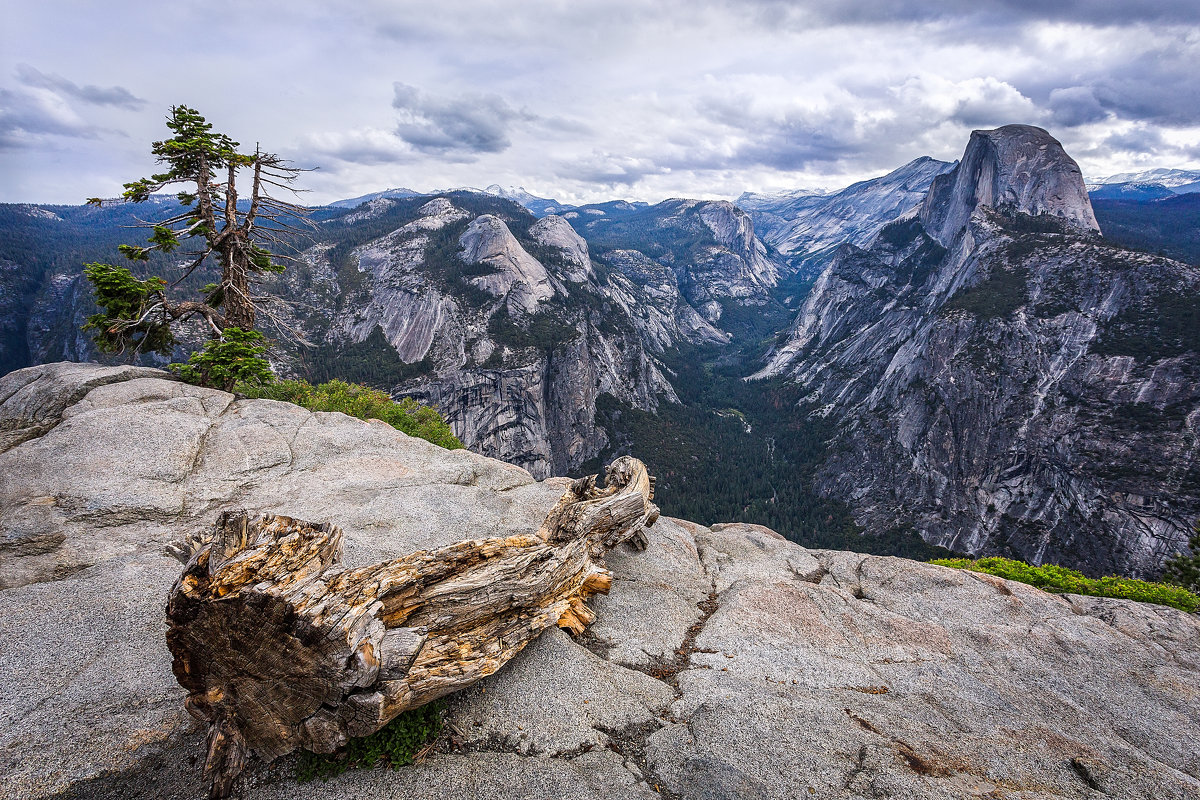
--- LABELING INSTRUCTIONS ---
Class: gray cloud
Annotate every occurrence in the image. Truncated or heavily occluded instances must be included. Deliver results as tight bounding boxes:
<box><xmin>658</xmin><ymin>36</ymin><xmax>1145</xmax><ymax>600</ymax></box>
<box><xmin>1089</xmin><ymin>71</ymin><xmax>1200</xmax><ymax>128</ymax></box>
<box><xmin>684</xmin><ymin>76</ymin><xmax>1041</xmax><ymax>177</ymax></box>
<box><xmin>303</xmin><ymin>129</ymin><xmax>414</xmax><ymax>166</ymax></box>
<box><xmin>1016</xmin><ymin>28</ymin><xmax>1200</xmax><ymax>130</ymax></box>
<box><xmin>1102</xmin><ymin>126</ymin><xmax>1168</xmax><ymax>155</ymax></box>
<box><xmin>16</xmin><ymin>64</ymin><xmax>146</xmax><ymax>110</ymax></box>
<box><xmin>1047</xmin><ymin>87</ymin><xmax>1109</xmax><ymax>127</ymax></box>
<box><xmin>392</xmin><ymin>83</ymin><xmax>526</xmax><ymax>156</ymax></box>
<box><xmin>555</xmin><ymin>152</ymin><xmax>669</xmax><ymax>186</ymax></box>
<box><xmin>0</xmin><ymin>87</ymin><xmax>100</xmax><ymax>149</ymax></box>
<box><xmin>739</xmin><ymin>0</ymin><xmax>1200</xmax><ymax>28</ymax></box>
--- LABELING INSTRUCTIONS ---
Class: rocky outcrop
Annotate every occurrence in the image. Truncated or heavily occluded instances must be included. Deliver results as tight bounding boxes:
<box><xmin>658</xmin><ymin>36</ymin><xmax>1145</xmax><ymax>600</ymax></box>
<box><xmin>2</xmin><ymin>363</ymin><xmax>1199</xmax><ymax>800</ymax></box>
<box><xmin>664</xmin><ymin>200</ymin><xmax>780</xmax><ymax>314</ymax></box>
<box><xmin>459</xmin><ymin>214</ymin><xmax>556</xmax><ymax>312</ymax></box>
<box><xmin>740</xmin><ymin>157</ymin><xmax>955</xmax><ymax>278</ymax></box>
<box><xmin>601</xmin><ymin>248</ymin><xmax>729</xmax><ymax>352</ymax></box>
<box><xmin>309</xmin><ymin>193</ymin><xmax>790</xmax><ymax>477</ymax></box>
<box><xmin>529</xmin><ymin>214</ymin><xmax>593</xmax><ymax>283</ymax></box>
<box><xmin>695</xmin><ymin>200</ymin><xmax>781</xmax><ymax>298</ymax></box>
<box><xmin>758</xmin><ymin>126</ymin><xmax>1200</xmax><ymax>577</ymax></box>
<box><xmin>331</xmin><ymin>200</ymin><xmax>463</xmax><ymax>363</ymax></box>
<box><xmin>284</xmin><ymin>194</ymin><xmax>680</xmax><ymax>478</ymax></box>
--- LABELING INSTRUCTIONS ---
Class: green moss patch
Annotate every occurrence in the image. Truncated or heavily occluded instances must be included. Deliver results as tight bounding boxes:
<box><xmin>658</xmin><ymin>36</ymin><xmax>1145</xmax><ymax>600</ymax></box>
<box><xmin>296</xmin><ymin>701</ymin><xmax>444</xmax><ymax>782</ymax></box>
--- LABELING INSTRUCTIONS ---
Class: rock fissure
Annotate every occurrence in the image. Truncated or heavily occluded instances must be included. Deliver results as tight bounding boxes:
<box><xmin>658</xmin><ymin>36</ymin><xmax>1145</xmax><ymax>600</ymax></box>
<box><xmin>1069</xmin><ymin>756</ymin><xmax>1106</xmax><ymax>793</ymax></box>
<box><xmin>628</xmin><ymin>585</ymin><xmax>720</xmax><ymax>703</ymax></box>
<box><xmin>595</xmin><ymin>720</ymin><xmax>681</xmax><ymax>800</ymax></box>
<box><xmin>842</xmin><ymin>744</ymin><xmax>870</xmax><ymax>791</ymax></box>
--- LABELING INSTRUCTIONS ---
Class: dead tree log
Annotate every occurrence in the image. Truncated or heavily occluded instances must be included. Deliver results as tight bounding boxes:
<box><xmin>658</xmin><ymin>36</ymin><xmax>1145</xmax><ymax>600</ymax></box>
<box><xmin>166</xmin><ymin>456</ymin><xmax>658</xmax><ymax>798</ymax></box>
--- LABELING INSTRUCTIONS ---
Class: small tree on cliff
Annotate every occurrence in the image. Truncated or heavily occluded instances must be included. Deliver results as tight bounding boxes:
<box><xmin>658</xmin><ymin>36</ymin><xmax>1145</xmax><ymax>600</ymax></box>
<box><xmin>83</xmin><ymin>105</ymin><xmax>312</xmax><ymax>388</ymax></box>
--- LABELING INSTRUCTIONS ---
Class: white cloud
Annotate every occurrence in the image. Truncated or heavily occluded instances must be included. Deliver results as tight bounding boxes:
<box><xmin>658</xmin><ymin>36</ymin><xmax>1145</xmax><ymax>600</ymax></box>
<box><xmin>1</xmin><ymin>1</ymin><xmax>1198</xmax><ymax>204</ymax></box>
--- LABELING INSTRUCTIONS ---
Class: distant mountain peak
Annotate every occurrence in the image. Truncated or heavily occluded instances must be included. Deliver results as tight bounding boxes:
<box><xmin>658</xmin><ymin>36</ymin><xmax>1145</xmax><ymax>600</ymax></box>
<box><xmin>328</xmin><ymin>187</ymin><xmax>419</xmax><ymax>209</ymax></box>
<box><xmin>1091</xmin><ymin>167</ymin><xmax>1200</xmax><ymax>189</ymax></box>
<box><xmin>738</xmin><ymin>156</ymin><xmax>954</xmax><ymax>279</ymax></box>
<box><xmin>482</xmin><ymin>185</ymin><xmax>569</xmax><ymax>217</ymax></box>
<box><xmin>920</xmin><ymin>124</ymin><xmax>1098</xmax><ymax>246</ymax></box>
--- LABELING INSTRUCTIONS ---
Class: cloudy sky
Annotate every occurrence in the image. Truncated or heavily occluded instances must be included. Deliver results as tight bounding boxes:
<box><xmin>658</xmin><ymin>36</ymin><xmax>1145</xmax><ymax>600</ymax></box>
<box><xmin>2</xmin><ymin>0</ymin><xmax>1199</xmax><ymax>205</ymax></box>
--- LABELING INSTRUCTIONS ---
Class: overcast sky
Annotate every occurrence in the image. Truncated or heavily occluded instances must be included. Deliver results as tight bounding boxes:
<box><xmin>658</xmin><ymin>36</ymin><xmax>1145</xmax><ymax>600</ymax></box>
<box><xmin>2</xmin><ymin>0</ymin><xmax>1199</xmax><ymax>205</ymax></box>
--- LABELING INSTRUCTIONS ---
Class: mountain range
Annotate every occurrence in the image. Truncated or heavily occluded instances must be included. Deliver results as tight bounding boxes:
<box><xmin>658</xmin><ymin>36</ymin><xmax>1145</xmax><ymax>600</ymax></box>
<box><xmin>0</xmin><ymin>125</ymin><xmax>1197</xmax><ymax>578</ymax></box>
<box><xmin>757</xmin><ymin>125</ymin><xmax>1198</xmax><ymax>578</ymax></box>
<box><xmin>1089</xmin><ymin>167</ymin><xmax>1200</xmax><ymax>193</ymax></box>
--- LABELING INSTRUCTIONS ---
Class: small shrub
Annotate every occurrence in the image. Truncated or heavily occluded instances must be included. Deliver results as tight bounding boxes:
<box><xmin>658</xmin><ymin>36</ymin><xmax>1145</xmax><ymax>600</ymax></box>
<box><xmin>929</xmin><ymin>555</ymin><xmax>1200</xmax><ymax>613</ymax></box>
<box><xmin>171</xmin><ymin>328</ymin><xmax>274</xmax><ymax>391</ymax></box>
<box><xmin>296</xmin><ymin>701</ymin><xmax>444</xmax><ymax>782</ymax></box>
<box><xmin>243</xmin><ymin>378</ymin><xmax>463</xmax><ymax>450</ymax></box>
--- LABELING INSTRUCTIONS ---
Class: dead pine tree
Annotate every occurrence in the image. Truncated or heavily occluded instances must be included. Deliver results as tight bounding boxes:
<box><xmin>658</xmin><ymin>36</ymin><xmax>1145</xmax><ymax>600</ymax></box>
<box><xmin>83</xmin><ymin>105</ymin><xmax>314</xmax><ymax>387</ymax></box>
<box><xmin>166</xmin><ymin>456</ymin><xmax>660</xmax><ymax>798</ymax></box>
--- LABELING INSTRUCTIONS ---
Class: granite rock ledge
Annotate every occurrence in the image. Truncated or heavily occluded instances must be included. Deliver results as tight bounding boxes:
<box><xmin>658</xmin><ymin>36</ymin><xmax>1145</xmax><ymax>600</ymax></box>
<box><xmin>0</xmin><ymin>363</ymin><xmax>1197</xmax><ymax>800</ymax></box>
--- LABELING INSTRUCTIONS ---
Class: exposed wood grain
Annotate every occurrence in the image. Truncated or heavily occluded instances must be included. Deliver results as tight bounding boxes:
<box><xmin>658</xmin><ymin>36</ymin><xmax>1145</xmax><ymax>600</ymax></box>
<box><xmin>165</xmin><ymin>456</ymin><xmax>658</xmax><ymax>798</ymax></box>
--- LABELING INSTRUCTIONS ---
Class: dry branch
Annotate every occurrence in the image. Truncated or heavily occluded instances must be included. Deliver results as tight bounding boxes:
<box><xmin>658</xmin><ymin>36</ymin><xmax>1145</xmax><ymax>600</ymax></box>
<box><xmin>166</xmin><ymin>456</ymin><xmax>659</xmax><ymax>798</ymax></box>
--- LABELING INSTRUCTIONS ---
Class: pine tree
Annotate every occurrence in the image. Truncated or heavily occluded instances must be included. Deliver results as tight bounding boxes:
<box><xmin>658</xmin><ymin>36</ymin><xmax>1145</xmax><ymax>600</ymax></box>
<box><xmin>82</xmin><ymin>105</ymin><xmax>312</xmax><ymax>377</ymax></box>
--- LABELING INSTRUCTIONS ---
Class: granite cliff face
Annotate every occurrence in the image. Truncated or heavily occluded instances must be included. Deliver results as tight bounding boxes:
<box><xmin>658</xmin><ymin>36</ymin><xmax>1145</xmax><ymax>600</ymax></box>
<box><xmin>564</xmin><ymin>198</ymin><xmax>785</xmax><ymax>323</ymax></box>
<box><xmin>3</xmin><ymin>363</ymin><xmax>1198</xmax><ymax>800</ymax></box>
<box><xmin>739</xmin><ymin>157</ymin><xmax>955</xmax><ymax>279</ymax></box>
<box><xmin>298</xmin><ymin>194</ymin><xmax>689</xmax><ymax>479</ymax></box>
<box><xmin>759</xmin><ymin>125</ymin><xmax>1200</xmax><ymax>577</ymax></box>
<box><xmin>298</xmin><ymin>193</ymin><xmax>787</xmax><ymax>476</ymax></box>
<box><xmin>920</xmin><ymin>125</ymin><xmax>1099</xmax><ymax>248</ymax></box>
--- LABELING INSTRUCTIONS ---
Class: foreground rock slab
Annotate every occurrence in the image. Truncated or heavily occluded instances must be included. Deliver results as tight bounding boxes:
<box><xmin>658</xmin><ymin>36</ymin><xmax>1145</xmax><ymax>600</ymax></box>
<box><xmin>2</xmin><ymin>363</ymin><xmax>1199</xmax><ymax>800</ymax></box>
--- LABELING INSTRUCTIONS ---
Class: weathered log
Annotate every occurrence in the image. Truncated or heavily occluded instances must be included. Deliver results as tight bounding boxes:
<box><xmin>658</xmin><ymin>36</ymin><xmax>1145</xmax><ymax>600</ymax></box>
<box><xmin>166</xmin><ymin>456</ymin><xmax>658</xmax><ymax>798</ymax></box>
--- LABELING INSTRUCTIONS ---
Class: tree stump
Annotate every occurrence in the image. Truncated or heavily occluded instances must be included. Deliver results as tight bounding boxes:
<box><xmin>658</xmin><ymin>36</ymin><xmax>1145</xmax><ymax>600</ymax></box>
<box><xmin>166</xmin><ymin>456</ymin><xmax>659</xmax><ymax>798</ymax></box>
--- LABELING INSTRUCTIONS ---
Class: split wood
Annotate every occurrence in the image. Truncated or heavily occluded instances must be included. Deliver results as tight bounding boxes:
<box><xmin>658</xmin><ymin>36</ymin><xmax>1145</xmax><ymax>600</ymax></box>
<box><xmin>166</xmin><ymin>456</ymin><xmax>659</xmax><ymax>798</ymax></box>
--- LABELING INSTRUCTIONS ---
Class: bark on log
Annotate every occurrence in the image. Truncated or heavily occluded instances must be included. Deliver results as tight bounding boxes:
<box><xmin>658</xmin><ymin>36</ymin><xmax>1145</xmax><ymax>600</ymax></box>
<box><xmin>165</xmin><ymin>456</ymin><xmax>658</xmax><ymax>798</ymax></box>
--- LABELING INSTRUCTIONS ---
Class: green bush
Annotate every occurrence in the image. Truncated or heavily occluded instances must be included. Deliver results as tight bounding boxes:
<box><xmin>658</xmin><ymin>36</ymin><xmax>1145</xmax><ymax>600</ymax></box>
<box><xmin>83</xmin><ymin>262</ymin><xmax>175</xmax><ymax>355</ymax></box>
<box><xmin>243</xmin><ymin>378</ymin><xmax>463</xmax><ymax>450</ymax></box>
<box><xmin>930</xmin><ymin>555</ymin><xmax>1200</xmax><ymax>612</ymax></box>
<box><xmin>296</xmin><ymin>701</ymin><xmax>444</xmax><ymax>782</ymax></box>
<box><xmin>171</xmin><ymin>328</ymin><xmax>274</xmax><ymax>391</ymax></box>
